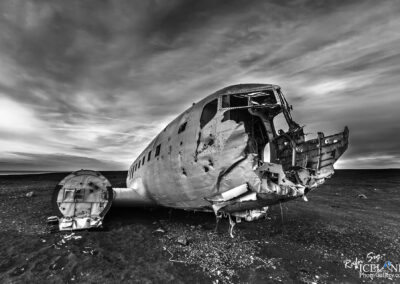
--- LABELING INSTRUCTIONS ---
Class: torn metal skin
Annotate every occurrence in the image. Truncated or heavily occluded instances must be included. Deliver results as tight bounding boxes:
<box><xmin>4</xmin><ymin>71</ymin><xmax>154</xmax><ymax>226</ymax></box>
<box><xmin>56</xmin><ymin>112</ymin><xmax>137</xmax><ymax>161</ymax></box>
<box><xmin>51</xmin><ymin>84</ymin><xmax>349</xmax><ymax>234</ymax></box>
<box><xmin>204</xmin><ymin>86</ymin><xmax>349</xmax><ymax>228</ymax></box>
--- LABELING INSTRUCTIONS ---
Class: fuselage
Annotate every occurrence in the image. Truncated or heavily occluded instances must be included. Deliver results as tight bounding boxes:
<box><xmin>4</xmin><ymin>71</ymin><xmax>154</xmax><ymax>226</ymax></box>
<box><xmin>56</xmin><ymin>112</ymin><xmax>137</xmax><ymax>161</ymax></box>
<box><xmin>126</xmin><ymin>84</ymin><xmax>273</xmax><ymax>209</ymax></box>
<box><xmin>125</xmin><ymin>84</ymin><xmax>348</xmax><ymax>212</ymax></box>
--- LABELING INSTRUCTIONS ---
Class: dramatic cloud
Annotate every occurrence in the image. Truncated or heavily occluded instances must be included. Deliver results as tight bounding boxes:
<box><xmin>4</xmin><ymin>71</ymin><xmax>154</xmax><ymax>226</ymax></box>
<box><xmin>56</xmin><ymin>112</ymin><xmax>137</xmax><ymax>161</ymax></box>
<box><xmin>0</xmin><ymin>0</ymin><xmax>399</xmax><ymax>171</ymax></box>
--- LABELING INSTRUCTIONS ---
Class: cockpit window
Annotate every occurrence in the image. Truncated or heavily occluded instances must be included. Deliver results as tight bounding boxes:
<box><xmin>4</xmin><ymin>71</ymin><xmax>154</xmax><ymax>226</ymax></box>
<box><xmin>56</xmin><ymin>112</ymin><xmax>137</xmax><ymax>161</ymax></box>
<box><xmin>200</xmin><ymin>99</ymin><xmax>218</xmax><ymax>128</ymax></box>
<box><xmin>221</xmin><ymin>95</ymin><xmax>248</xmax><ymax>108</ymax></box>
<box><xmin>273</xmin><ymin>112</ymin><xmax>290</xmax><ymax>135</ymax></box>
<box><xmin>248</xmin><ymin>90</ymin><xmax>277</xmax><ymax>105</ymax></box>
<box><xmin>222</xmin><ymin>90</ymin><xmax>277</xmax><ymax>108</ymax></box>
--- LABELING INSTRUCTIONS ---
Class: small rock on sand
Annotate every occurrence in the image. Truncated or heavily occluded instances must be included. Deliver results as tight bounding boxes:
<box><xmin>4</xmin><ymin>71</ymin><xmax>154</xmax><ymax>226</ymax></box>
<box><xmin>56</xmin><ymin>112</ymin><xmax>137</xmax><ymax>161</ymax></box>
<box><xmin>154</xmin><ymin>228</ymin><xmax>165</xmax><ymax>233</ymax></box>
<box><xmin>177</xmin><ymin>236</ymin><xmax>188</xmax><ymax>246</ymax></box>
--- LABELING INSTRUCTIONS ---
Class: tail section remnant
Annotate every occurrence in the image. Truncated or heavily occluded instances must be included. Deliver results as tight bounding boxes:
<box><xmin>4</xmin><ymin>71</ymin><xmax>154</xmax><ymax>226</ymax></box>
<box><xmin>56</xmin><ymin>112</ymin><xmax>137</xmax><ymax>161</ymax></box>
<box><xmin>51</xmin><ymin>170</ymin><xmax>113</xmax><ymax>231</ymax></box>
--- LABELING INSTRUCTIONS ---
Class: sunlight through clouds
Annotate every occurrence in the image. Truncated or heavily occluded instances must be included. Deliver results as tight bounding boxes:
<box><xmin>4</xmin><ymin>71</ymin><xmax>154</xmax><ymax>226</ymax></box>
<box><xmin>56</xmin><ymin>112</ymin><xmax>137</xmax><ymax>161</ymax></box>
<box><xmin>0</xmin><ymin>96</ymin><xmax>43</xmax><ymax>133</ymax></box>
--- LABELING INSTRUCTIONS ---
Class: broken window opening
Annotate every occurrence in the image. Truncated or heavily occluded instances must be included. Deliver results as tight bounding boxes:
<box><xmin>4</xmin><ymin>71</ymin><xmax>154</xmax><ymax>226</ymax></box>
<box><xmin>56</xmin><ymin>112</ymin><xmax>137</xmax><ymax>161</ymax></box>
<box><xmin>178</xmin><ymin>122</ymin><xmax>187</xmax><ymax>133</ymax></box>
<box><xmin>138</xmin><ymin>161</ymin><xmax>140</xmax><ymax>169</ymax></box>
<box><xmin>248</xmin><ymin>90</ymin><xmax>277</xmax><ymax>105</ymax></box>
<box><xmin>272</xmin><ymin>112</ymin><xmax>290</xmax><ymax>136</ymax></box>
<box><xmin>276</xmin><ymin>88</ymin><xmax>300</xmax><ymax>130</ymax></box>
<box><xmin>155</xmin><ymin>144</ymin><xmax>161</xmax><ymax>157</ymax></box>
<box><xmin>200</xmin><ymin>99</ymin><xmax>218</xmax><ymax>128</ymax></box>
<box><xmin>148</xmin><ymin>151</ymin><xmax>152</xmax><ymax>161</ymax></box>
<box><xmin>264</xmin><ymin>143</ymin><xmax>271</xmax><ymax>163</ymax></box>
<box><xmin>142</xmin><ymin>156</ymin><xmax>145</xmax><ymax>165</ymax></box>
<box><xmin>221</xmin><ymin>95</ymin><xmax>248</xmax><ymax>108</ymax></box>
<box><xmin>222</xmin><ymin>108</ymin><xmax>269</xmax><ymax>162</ymax></box>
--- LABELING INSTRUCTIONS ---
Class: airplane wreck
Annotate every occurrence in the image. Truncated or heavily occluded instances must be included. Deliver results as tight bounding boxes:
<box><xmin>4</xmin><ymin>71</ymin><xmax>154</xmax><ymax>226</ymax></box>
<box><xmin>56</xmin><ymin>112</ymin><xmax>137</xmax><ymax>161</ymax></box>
<box><xmin>51</xmin><ymin>84</ymin><xmax>349</xmax><ymax>236</ymax></box>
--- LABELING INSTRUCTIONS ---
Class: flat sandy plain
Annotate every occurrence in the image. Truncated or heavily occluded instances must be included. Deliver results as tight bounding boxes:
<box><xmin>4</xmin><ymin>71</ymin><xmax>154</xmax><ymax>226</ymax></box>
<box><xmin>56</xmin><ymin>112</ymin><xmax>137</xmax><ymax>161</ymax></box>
<box><xmin>0</xmin><ymin>170</ymin><xmax>399</xmax><ymax>283</ymax></box>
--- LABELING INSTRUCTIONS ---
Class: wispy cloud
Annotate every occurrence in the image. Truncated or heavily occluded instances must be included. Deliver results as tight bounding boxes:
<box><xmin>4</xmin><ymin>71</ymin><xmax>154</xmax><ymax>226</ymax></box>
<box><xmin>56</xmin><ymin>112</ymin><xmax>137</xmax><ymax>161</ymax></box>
<box><xmin>0</xmin><ymin>0</ymin><xmax>399</xmax><ymax>170</ymax></box>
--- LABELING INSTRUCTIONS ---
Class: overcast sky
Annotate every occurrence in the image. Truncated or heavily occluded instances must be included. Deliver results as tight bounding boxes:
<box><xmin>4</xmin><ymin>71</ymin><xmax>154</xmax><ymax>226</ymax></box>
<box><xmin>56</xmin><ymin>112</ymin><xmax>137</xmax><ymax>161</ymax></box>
<box><xmin>0</xmin><ymin>0</ymin><xmax>399</xmax><ymax>171</ymax></box>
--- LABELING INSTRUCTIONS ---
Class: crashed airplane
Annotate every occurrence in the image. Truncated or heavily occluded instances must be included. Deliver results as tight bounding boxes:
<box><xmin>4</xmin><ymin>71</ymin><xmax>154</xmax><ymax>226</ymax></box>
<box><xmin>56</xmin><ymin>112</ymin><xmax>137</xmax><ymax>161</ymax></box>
<box><xmin>51</xmin><ymin>84</ymin><xmax>349</xmax><ymax>236</ymax></box>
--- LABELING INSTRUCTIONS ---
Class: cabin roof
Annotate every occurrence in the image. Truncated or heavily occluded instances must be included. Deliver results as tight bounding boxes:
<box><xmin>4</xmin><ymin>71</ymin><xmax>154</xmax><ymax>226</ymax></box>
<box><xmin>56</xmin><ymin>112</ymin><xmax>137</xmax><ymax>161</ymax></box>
<box><xmin>211</xmin><ymin>84</ymin><xmax>278</xmax><ymax>97</ymax></box>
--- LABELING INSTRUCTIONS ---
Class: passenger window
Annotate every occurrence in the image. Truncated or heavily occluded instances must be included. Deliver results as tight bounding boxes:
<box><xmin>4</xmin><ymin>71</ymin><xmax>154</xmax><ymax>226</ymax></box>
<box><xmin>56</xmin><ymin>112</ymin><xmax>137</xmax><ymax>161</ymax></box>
<box><xmin>178</xmin><ymin>122</ymin><xmax>187</xmax><ymax>133</ymax></box>
<box><xmin>200</xmin><ymin>99</ymin><xmax>218</xmax><ymax>128</ymax></box>
<box><xmin>155</xmin><ymin>144</ymin><xmax>161</xmax><ymax>157</ymax></box>
<box><xmin>138</xmin><ymin>161</ymin><xmax>140</xmax><ymax>168</ymax></box>
<box><xmin>148</xmin><ymin>151</ymin><xmax>152</xmax><ymax>161</ymax></box>
<box><xmin>142</xmin><ymin>156</ymin><xmax>145</xmax><ymax>165</ymax></box>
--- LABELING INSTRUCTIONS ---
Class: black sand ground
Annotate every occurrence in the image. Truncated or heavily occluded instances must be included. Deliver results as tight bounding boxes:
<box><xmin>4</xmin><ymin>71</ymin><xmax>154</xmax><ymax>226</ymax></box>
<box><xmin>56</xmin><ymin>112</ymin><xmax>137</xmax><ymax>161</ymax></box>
<box><xmin>0</xmin><ymin>170</ymin><xmax>399</xmax><ymax>283</ymax></box>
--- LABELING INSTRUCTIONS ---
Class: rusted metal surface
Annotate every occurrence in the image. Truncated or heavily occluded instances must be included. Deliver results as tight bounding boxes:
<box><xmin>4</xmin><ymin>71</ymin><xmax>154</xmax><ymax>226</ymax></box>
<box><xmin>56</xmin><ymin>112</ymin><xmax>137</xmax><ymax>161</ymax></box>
<box><xmin>52</xmin><ymin>84</ymin><xmax>349</xmax><ymax>233</ymax></box>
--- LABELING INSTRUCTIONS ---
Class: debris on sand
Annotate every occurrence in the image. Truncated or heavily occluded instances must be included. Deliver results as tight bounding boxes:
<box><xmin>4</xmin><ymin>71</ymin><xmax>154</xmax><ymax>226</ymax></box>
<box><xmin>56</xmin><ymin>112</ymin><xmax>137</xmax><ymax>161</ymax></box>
<box><xmin>176</xmin><ymin>235</ymin><xmax>188</xmax><ymax>246</ymax></box>
<box><xmin>357</xmin><ymin>194</ymin><xmax>367</xmax><ymax>199</ymax></box>
<box><xmin>63</xmin><ymin>233</ymin><xmax>82</xmax><ymax>241</ymax></box>
<box><xmin>47</xmin><ymin>216</ymin><xmax>59</xmax><ymax>225</ymax></box>
<box><xmin>53</xmin><ymin>233</ymin><xmax>82</xmax><ymax>249</ymax></box>
<box><xmin>159</xmin><ymin>221</ymin><xmax>278</xmax><ymax>283</ymax></box>
<box><xmin>25</xmin><ymin>191</ymin><xmax>34</xmax><ymax>197</ymax></box>
<box><xmin>153</xmin><ymin>228</ymin><xmax>166</xmax><ymax>234</ymax></box>
<box><xmin>82</xmin><ymin>246</ymin><xmax>97</xmax><ymax>255</ymax></box>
